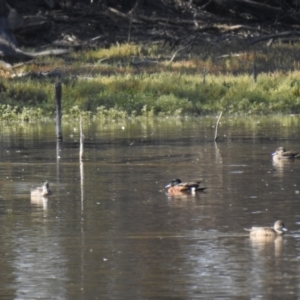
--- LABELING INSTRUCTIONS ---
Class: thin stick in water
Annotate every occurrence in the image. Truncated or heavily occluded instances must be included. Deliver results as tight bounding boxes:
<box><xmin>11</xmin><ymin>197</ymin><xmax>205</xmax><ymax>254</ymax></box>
<box><xmin>55</xmin><ymin>81</ymin><xmax>63</xmax><ymax>141</ymax></box>
<box><xmin>79</xmin><ymin>114</ymin><xmax>84</xmax><ymax>160</ymax></box>
<box><xmin>214</xmin><ymin>111</ymin><xmax>223</xmax><ymax>141</ymax></box>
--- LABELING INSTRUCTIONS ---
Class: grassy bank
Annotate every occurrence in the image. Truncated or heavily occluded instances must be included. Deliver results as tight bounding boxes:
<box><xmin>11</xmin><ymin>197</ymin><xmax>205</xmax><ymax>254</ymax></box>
<box><xmin>1</xmin><ymin>42</ymin><xmax>300</xmax><ymax>121</ymax></box>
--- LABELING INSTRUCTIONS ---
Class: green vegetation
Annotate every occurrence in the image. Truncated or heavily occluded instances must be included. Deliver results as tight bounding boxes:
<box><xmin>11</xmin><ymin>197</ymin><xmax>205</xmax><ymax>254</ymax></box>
<box><xmin>2</xmin><ymin>42</ymin><xmax>300</xmax><ymax>122</ymax></box>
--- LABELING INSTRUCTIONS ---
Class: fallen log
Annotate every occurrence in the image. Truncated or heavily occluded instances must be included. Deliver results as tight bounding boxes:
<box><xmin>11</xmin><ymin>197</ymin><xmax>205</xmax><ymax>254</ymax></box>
<box><xmin>249</xmin><ymin>31</ymin><xmax>300</xmax><ymax>45</ymax></box>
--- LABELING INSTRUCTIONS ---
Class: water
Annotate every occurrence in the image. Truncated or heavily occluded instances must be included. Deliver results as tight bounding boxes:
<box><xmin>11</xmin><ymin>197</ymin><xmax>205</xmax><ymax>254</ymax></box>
<box><xmin>0</xmin><ymin>116</ymin><xmax>300</xmax><ymax>299</ymax></box>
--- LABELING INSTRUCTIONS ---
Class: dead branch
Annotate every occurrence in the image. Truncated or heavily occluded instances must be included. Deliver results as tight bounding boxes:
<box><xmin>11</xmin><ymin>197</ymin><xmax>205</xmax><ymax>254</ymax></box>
<box><xmin>249</xmin><ymin>31</ymin><xmax>300</xmax><ymax>45</ymax></box>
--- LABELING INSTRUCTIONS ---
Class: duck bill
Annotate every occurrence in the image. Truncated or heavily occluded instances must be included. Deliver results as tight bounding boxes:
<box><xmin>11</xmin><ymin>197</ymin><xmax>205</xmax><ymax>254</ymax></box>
<box><xmin>282</xmin><ymin>227</ymin><xmax>288</xmax><ymax>232</ymax></box>
<box><xmin>272</xmin><ymin>152</ymin><xmax>276</xmax><ymax>156</ymax></box>
<box><xmin>165</xmin><ymin>183</ymin><xmax>171</xmax><ymax>188</ymax></box>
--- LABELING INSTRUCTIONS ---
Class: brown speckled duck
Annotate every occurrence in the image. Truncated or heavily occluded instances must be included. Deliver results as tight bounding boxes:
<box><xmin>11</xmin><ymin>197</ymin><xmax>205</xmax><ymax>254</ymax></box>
<box><xmin>30</xmin><ymin>181</ymin><xmax>53</xmax><ymax>197</ymax></box>
<box><xmin>272</xmin><ymin>147</ymin><xmax>300</xmax><ymax>160</ymax></box>
<box><xmin>244</xmin><ymin>220</ymin><xmax>287</xmax><ymax>237</ymax></box>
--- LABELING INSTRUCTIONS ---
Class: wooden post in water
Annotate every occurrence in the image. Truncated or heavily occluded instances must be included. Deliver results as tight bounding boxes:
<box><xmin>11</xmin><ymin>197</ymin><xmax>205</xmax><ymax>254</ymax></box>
<box><xmin>55</xmin><ymin>82</ymin><xmax>63</xmax><ymax>141</ymax></box>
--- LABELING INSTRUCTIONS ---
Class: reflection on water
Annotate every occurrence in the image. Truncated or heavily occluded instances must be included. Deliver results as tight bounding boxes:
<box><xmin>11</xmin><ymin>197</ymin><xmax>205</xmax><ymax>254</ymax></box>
<box><xmin>30</xmin><ymin>195</ymin><xmax>48</xmax><ymax>210</ymax></box>
<box><xmin>249</xmin><ymin>235</ymin><xmax>283</xmax><ymax>257</ymax></box>
<box><xmin>12</xmin><ymin>226</ymin><xmax>67</xmax><ymax>300</ymax></box>
<box><xmin>0</xmin><ymin>116</ymin><xmax>300</xmax><ymax>299</ymax></box>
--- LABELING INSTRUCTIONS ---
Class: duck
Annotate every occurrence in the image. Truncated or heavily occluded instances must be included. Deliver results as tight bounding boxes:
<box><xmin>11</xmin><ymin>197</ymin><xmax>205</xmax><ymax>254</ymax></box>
<box><xmin>272</xmin><ymin>147</ymin><xmax>300</xmax><ymax>160</ymax></box>
<box><xmin>244</xmin><ymin>220</ymin><xmax>287</xmax><ymax>237</ymax></box>
<box><xmin>165</xmin><ymin>178</ymin><xmax>206</xmax><ymax>196</ymax></box>
<box><xmin>30</xmin><ymin>181</ymin><xmax>53</xmax><ymax>197</ymax></box>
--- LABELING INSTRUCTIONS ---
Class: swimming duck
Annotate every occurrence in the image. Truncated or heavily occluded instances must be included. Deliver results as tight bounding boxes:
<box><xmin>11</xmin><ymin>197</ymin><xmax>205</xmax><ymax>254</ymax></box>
<box><xmin>165</xmin><ymin>178</ymin><xmax>206</xmax><ymax>195</ymax></box>
<box><xmin>272</xmin><ymin>147</ymin><xmax>300</xmax><ymax>160</ymax></box>
<box><xmin>30</xmin><ymin>181</ymin><xmax>53</xmax><ymax>197</ymax></box>
<box><xmin>244</xmin><ymin>220</ymin><xmax>287</xmax><ymax>237</ymax></box>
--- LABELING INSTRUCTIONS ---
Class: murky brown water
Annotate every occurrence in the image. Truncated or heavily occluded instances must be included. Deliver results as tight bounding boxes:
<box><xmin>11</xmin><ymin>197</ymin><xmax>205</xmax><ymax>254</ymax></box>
<box><xmin>0</xmin><ymin>116</ymin><xmax>300</xmax><ymax>299</ymax></box>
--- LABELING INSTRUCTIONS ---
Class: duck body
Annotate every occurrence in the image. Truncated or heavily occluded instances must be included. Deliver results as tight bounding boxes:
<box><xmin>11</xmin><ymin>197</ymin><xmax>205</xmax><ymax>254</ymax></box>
<box><xmin>165</xmin><ymin>178</ymin><xmax>206</xmax><ymax>196</ymax></box>
<box><xmin>31</xmin><ymin>181</ymin><xmax>52</xmax><ymax>197</ymax></box>
<box><xmin>273</xmin><ymin>147</ymin><xmax>300</xmax><ymax>160</ymax></box>
<box><xmin>244</xmin><ymin>220</ymin><xmax>287</xmax><ymax>237</ymax></box>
